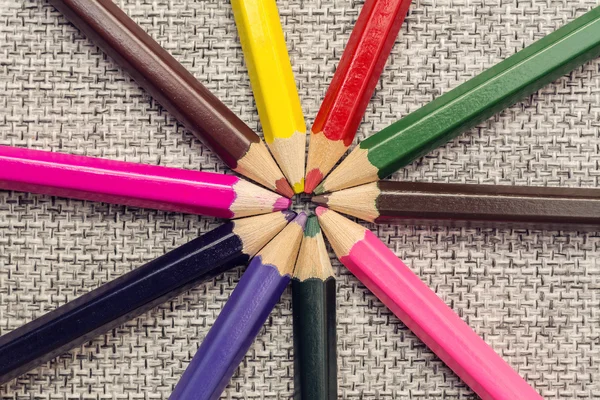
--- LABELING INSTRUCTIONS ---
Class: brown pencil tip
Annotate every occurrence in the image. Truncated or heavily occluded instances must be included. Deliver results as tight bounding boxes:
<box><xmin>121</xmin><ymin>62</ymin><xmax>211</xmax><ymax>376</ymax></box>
<box><xmin>311</xmin><ymin>195</ymin><xmax>329</xmax><ymax>206</ymax></box>
<box><xmin>276</xmin><ymin>178</ymin><xmax>295</xmax><ymax>198</ymax></box>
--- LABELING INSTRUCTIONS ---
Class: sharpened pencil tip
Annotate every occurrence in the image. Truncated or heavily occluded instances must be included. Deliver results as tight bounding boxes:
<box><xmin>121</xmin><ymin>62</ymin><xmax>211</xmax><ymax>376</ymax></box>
<box><xmin>303</xmin><ymin>168</ymin><xmax>323</xmax><ymax>194</ymax></box>
<box><xmin>315</xmin><ymin>206</ymin><xmax>328</xmax><ymax>217</ymax></box>
<box><xmin>276</xmin><ymin>178</ymin><xmax>295</xmax><ymax>198</ymax></box>
<box><xmin>304</xmin><ymin>215</ymin><xmax>320</xmax><ymax>237</ymax></box>
<box><xmin>292</xmin><ymin>178</ymin><xmax>305</xmax><ymax>194</ymax></box>
<box><xmin>273</xmin><ymin>197</ymin><xmax>292</xmax><ymax>211</ymax></box>
<box><xmin>313</xmin><ymin>182</ymin><xmax>326</xmax><ymax>195</ymax></box>
<box><xmin>282</xmin><ymin>210</ymin><xmax>297</xmax><ymax>222</ymax></box>
<box><xmin>293</xmin><ymin>212</ymin><xmax>308</xmax><ymax>228</ymax></box>
<box><xmin>311</xmin><ymin>195</ymin><xmax>328</xmax><ymax>205</ymax></box>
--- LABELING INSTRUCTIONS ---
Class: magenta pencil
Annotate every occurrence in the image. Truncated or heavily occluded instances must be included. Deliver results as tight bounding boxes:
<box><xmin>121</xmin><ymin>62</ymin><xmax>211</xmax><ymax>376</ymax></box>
<box><xmin>316</xmin><ymin>207</ymin><xmax>542</xmax><ymax>400</ymax></box>
<box><xmin>0</xmin><ymin>146</ymin><xmax>291</xmax><ymax>218</ymax></box>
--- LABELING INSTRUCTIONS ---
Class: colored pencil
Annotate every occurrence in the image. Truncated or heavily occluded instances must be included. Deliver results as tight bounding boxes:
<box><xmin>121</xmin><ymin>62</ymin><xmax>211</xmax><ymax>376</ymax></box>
<box><xmin>0</xmin><ymin>211</ymin><xmax>295</xmax><ymax>385</ymax></box>
<box><xmin>315</xmin><ymin>207</ymin><xmax>543</xmax><ymax>400</ymax></box>
<box><xmin>313</xmin><ymin>181</ymin><xmax>600</xmax><ymax>230</ymax></box>
<box><xmin>304</xmin><ymin>0</ymin><xmax>413</xmax><ymax>193</ymax></box>
<box><xmin>316</xmin><ymin>6</ymin><xmax>600</xmax><ymax>194</ymax></box>
<box><xmin>48</xmin><ymin>0</ymin><xmax>294</xmax><ymax>197</ymax></box>
<box><xmin>231</xmin><ymin>0</ymin><xmax>307</xmax><ymax>194</ymax></box>
<box><xmin>0</xmin><ymin>146</ymin><xmax>291</xmax><ymax>219</ymax></box>
<box><xmin>292</xmin><ymin>215</ymin><xmax>337</xmax><ymax>400</ymax></box>
<box><xmin>171</xmin><ymin>212</ymin><xmax>307</xmax><ymax>400</ymax></box>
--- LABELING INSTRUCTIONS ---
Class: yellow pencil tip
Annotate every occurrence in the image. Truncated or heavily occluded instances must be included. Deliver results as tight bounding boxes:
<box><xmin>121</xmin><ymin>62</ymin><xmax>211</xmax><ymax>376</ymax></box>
<box><xmin>292</xmin><ymin>179</ymin><xmax>305</xmax><ymax>194</ymax></box>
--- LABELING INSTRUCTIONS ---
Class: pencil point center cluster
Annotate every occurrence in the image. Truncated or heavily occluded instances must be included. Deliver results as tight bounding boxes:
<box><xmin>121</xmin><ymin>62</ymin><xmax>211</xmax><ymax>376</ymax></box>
<box><xmin>290</xmin><ymin>192</ymin><xmax>317</xmax><ymax>215</ymax></box>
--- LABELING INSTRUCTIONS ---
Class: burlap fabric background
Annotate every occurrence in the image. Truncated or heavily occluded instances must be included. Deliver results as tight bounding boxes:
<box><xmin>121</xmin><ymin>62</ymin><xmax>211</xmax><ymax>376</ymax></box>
<box><xmin>1</xmin><ymin>0</ymin><xmax>599</xmax><ymax>398</ymax></box>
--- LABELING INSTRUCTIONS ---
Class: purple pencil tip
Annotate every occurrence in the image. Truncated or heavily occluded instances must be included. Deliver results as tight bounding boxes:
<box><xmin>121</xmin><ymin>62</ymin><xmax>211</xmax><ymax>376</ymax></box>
<box><xmin>293</xmin><ymin>212</ymin><xmax>308</xmax><ymax>229</ymax></box>
<box><xmin>282</xmin><ymin>210</ymin><xmax>297</xmax><ymax>222</ymax></box>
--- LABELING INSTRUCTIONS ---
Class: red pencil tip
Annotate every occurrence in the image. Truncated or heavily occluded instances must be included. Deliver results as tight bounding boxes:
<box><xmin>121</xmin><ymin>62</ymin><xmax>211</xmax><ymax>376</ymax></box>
<box><xmin>275</xmin><ymin>178</ymin><xmax>295</xmax><ymax>198</ymax></box>
<box><xmin>304</xmin><ymin>169</ymin><xmax>323</xmax><ymax>194</ymax></box>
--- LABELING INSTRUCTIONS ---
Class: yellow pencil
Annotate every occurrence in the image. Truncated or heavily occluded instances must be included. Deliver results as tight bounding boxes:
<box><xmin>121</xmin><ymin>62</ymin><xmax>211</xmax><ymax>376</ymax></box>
<box><xmin>231</xmin><ymin>0</ymin><xmax>306</xmax><ymax>194</ymax></box>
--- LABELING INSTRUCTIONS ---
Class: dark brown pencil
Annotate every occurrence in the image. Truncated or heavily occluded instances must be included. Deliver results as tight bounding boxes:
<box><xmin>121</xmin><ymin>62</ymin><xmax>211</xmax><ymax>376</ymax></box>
<box><xmin>48</xmin><ymin>0</ymin><xmax>293</xmax><ymax>197</ymax></box>
<box><xmin>313</xmin><ymin>181</ymin><xmax>600</xmax><ymax>230</ymax></box>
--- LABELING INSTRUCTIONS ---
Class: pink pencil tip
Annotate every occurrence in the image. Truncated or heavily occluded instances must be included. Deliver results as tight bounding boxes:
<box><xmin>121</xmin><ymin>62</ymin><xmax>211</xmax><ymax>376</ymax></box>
<box><xmin>315</xmin><ymin>206</ymin><xmax>328</xmax><ymax>217</ymax></box>
<box><xmin>293</xmin><ymin>212</ymin><xmax>308</xmax><ymax>228</ymax></box>
<box><xmin>273</xmin><ymin>197</ymin><xmax>292</xmax><ymax>211</ymax></box>
<box><xmin>303</xmin><ymin>169</ymin><xmax>323</xmax><ymax>194</ymax></box>
<box><xmin>282</xmin><ymin>210</ymin><xmax>297</xmax><ymax>222</ymax></box>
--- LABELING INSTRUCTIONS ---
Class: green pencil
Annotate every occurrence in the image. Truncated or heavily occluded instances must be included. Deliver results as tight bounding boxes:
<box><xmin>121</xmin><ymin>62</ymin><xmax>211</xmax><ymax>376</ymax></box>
<box><xmin>292</xmin><ymin>215</ymin><xmax>337</xmax><ymax>399</ymax></box>
<box><xmin>315</xmin><ymin>6</ymin><xmax>600</xmax><ymax>194</ymax></box>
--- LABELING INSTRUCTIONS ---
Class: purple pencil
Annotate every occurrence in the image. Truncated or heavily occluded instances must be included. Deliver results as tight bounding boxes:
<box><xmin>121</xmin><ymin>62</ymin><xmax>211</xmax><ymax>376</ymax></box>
<box><xmin>171</xmin><ymin>212</ymin><xmax>307</xmax><ymax>400</ymax></box>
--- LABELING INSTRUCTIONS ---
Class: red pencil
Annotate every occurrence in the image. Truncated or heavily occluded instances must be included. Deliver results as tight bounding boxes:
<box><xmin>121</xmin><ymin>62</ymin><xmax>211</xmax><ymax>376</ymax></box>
<box><xmin>316</xmin><ymin>207</ymin><xmax>543</xmax><ymax>400</ymax></box>
<box><xmin>304</xmin><ymin>0</ymin><xmax>413</xmax><ymax>193</ymax></box>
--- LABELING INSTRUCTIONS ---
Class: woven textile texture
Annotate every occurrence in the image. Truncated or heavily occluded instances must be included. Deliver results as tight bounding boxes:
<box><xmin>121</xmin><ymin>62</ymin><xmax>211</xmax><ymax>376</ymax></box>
<box><xmin>1</xmin><ymin>0</ymin><xmax>600</xmax><ymax>398</ymax></box>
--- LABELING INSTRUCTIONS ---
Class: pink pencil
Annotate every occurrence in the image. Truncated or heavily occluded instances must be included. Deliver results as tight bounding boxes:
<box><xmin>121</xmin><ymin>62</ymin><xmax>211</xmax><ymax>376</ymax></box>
<box><xmin>0</xmin><ymin>146</ymin><xmax>291</xmax><ymax>219</ymax></box>
<box><xmin>316</xmin><ymin>207</ymin><xmax>543</xmax><ymax>400</ymax></box>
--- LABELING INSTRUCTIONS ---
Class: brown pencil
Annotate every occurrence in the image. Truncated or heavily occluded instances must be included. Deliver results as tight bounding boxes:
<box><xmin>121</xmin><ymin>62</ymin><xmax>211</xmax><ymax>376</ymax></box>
<box><xmin>313</xmin><ymin>181</ymin><xmax>600</xmax><ymax>230</ymax></box>
<box><xmin>48</xmin><ymin>0</ymin><xmax>293</xmax><ymax>197</ymax></box>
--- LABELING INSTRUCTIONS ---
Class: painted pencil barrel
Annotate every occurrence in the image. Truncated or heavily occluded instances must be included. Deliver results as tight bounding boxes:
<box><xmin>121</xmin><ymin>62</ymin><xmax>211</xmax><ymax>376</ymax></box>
<box><xmin>0</xmin><ymin>146</ymin><xmax>291</xmax><ymax>219</ymax></box>
<box><xmin>292</xmin><ymin>278</ymin><xmax>337</xmax><ymax>400</ymax></box>
<box><xmin>171</xmin><ymin>260</ymin><xmax>291</xmax><ymax>400</ymax></box>
<box><xmin>0</xmin><ymin>212</ymin><xmax>295</xmax><ymax>385</ymax></box>
<box><xmin>315</xmin><ymin>181</ymin><xmax>600</xmax><ymax>230</ymax></box>
<box><xmin>372</xmin><ymin>6</ymin><xmax>600</xmax><ymax>178</ymax></box>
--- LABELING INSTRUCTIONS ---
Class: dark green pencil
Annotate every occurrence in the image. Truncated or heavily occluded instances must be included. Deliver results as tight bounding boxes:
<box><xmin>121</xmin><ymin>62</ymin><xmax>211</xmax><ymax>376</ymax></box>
<box><xmin>292</xmin><ymin>215</ymin><xmax>337</xmax><ymax>399</ymax></box>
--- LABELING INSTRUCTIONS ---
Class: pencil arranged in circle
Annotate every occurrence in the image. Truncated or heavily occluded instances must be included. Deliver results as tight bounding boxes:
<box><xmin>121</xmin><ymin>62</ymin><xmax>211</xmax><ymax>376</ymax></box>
<box><xmin>0</xmin><ymin>146</ymin><xmax>291</xmax><ymax>219</ymax></box>
<box><xmin>171</xmin><ymin>212</ymin><xmax>307</xmax><ymax>400</ymax></box>
<box><xmin>231</xmin><ymin>0</ymin><xmax>307</xmax><ymax>194</ymax></box>
<box><xmin>313</xmin><ymin>181</ymin><xmax>600</xmax><ymax>230</ymax></box>
<box><xmin>315</xmin><ymin>207</ymin><xmax>543</xmax><ymax>400</ymax></box>
<box><xmin>292</xmin><ymin>215</ymin><xmax>337</xmax><ymax>400</ymax></box>
<box><xmin>48</xmin><ymin>0</ymin><xmax>293</xmax><ymax>197</ymax></box>
<box><xmin>304</xmin><ymin>0</ymin><xmax>413</xmax><ymax>193</ymax></box>
<box><xmin>0</xmin><ymin>211</ymin><xmax>295</xmax><ymax>385</ymax></box>
<box><xmin>316</xmin><ymin>6</ymin><xmax>600</xmax><ymax>194</ymax></box>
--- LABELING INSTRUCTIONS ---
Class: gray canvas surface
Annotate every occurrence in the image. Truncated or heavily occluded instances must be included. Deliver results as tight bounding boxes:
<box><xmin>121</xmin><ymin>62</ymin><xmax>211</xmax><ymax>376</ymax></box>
<box><xmin>1</xmin><ymin>0</ymin><xmax>599</xmax><ymax>398</ymax></box>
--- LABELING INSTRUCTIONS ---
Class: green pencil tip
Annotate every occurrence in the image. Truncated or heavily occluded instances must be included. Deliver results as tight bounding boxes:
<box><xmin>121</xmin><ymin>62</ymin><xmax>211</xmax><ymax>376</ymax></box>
<box><xmin>314</xmin><ymin>182</ymin><xmax>326</xmax><ymax>195</ymax></box>
<box><xmin>304</xmin><ymin>215</ymin><xmax>320</xmax><ymax>237</ymax></box>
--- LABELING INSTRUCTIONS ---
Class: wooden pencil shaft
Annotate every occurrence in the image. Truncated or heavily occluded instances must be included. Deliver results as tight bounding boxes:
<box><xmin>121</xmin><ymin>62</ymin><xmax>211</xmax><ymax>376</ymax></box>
<box><xmin>0</xmin><ymin>210</ymin><xmax>295</xmax><ymax>385</ymax></box>
<box><xmin>231</xmin><ymin>0</ymin><xmax>305</xmax><ymax>143</ymax></box>
<box><xmin>368</xmin><ymin>7</ymin><xmax>600</xmax><ymax>178</ymax></box>
<box><xmin>0</xmin><ymin>146</ymin><xmax>290</xmax><ymax>219</ymax></box>
<box><xmin>292</xmin><ymin>277</ymin><xmax>337</xmax><ymax>400</ymax></box>
<box><xmin>48</xmin><ymin>0</ymin><xmax>257</xmax><ymax>168</ymax></box>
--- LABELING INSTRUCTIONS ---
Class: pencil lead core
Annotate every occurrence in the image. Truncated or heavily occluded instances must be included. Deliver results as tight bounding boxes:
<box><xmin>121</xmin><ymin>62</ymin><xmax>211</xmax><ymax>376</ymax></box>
<box><xmin>311</xmin><ymin>195</ymin><xmax>328</xmax><ymax>205</ymax></box>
